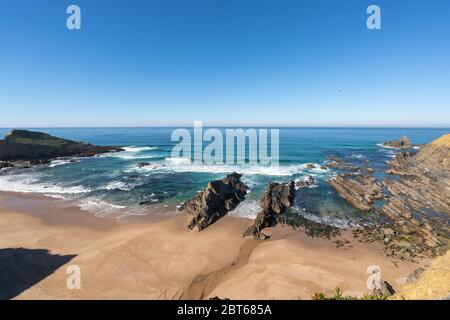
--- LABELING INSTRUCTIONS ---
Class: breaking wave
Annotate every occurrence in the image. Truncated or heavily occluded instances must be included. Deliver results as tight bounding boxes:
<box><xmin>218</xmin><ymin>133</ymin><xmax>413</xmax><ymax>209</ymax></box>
<box><xmin>130</xmin><ymin>158</ymin><xmax>329</xmax><ymax>177</ymax></box>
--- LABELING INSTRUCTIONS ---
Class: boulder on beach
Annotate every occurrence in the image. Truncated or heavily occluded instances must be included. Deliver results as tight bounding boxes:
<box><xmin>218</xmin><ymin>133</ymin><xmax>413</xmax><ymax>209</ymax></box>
<box><xmin>244</xmin><ymin>181</ymin><xmax>295</xmax><ymax>239</ymax></box>
<box><xmin>180</xmin><ymin>173</ymin><xmax>249</xmax><ymax>231</ymax></box>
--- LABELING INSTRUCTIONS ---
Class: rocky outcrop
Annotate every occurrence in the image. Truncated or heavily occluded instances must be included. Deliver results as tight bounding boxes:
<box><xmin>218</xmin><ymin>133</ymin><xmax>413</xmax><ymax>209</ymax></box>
<box><xmin>328</xmin><ymin>174</ymin><xmax>384</xmax><ymax>212</ymax></box>
<box><xmin>180</xmin><ymin>173</ymin><xmax>249</xmax><ymax>231</ymax></box>
<box><xmin>296</xmin><ymin>175</ymin><xmax>315</xmax><ymax>188</ymax></box>
<box><xmin>411</xmin><ymin>133</ymin><xmax>450</xmax><ymax>174</ymax></box>
<box><xmin>348</xmin><ymin>134</ymin><xmax>450</xmax><ymax>260</ymax></box>
<box><xmin>385</xmin><ymin>151</ymin><xmax>416</xmax><ymax>174</ymax></box>
<box><xmin>0</xmin><ymin>130</ymin><xmax>122</xmax><ymax>165</ymax></box>
<box><xmin>243</xmin><ymin>181</ymin><xmax>295</xmax><ymax>239</ymax></box>
<box><xmin>383</xmin><ymin>135</ymin><xmax>412</xmax><ymax>149</ymax></box>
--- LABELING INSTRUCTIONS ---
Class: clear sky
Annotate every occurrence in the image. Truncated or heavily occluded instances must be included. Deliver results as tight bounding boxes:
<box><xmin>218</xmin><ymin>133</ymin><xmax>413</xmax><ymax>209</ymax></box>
<box><xmin>1</xmin><ymin>0</ymin><xmax>449</xmax><ymax>127</ymax></box>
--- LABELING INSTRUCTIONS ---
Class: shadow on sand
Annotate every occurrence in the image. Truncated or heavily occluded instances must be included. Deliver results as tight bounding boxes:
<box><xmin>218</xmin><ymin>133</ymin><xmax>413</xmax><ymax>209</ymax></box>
<box><xmin>0</xmin><ymin>248</ymin><xmax>76</xmax><ymax>300</ymax></box>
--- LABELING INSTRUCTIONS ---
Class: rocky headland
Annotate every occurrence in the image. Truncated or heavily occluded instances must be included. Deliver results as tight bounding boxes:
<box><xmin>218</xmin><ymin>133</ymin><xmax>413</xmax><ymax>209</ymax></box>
<box><xmin>0</xmin><ymin>130</ymin><xmax>123</xmax><ymax>169</ymax></box>
<box><xmin>328</xmin><ymin>134</ymin><xmax>450</xmax><ymax>261</ymax></box>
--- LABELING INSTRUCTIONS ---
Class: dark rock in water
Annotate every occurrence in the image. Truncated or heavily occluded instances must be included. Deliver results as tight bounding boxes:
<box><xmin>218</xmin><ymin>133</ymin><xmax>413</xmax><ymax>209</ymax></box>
<box><xmin>383</xmin><ymin>135</ymin><xmax>412</xmax><ymax>149</ymax></box>
<box><xmin>326</xmin><ymin>156</ymin><xmax>359</xmax><ymax>171</ymax></box>
<box><xmin>0</xmin><ymin>130</ymin><xmax>123</xmax><ymax>165</ymax></box>
<box><xmin>306</xmin><ymin>163</ymin><xmax>316</xmax><ymax>169</ymax></box>
<box><xmin>406</xmin><ymin>267</ymin><xmax>425</xmax><ymax>284</ymax></box>
<box><xmin>328</xmin><ymin>174</ymin><xmax>384</xmax><ymax>212</ymax></box>
<box><xmin>180</xmin><ymin>173</ymin><xmax>249</xmax><ymax>231</ymax></box>
<box><xmin>327</xmin><ymin>155</ymin><xmax>343</xmax><ymax>163</ymax></box>
<box><xmin>372</xmin><ymin>280</ymin><xmax>396</xmax><ymax>297</ymax></box>
<box><xmin>137</xmin><ymin>162</ymin><xmax>151</xmax><ymax>168</ymax></box>
<box><xmin>244</xmin><ymin>181</ymin><xmax>295</xmax><ymax>239</ymax></box>
<box><xmin>296</xmin><ymin>175</ymin><xmax>315</xmax><ymax>188</ymax></box>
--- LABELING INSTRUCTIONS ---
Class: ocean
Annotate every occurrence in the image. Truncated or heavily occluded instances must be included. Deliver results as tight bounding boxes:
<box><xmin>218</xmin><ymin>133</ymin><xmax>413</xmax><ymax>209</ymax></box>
<box><xmin>0</xmin><ymin>127</ymin><xmax>448</xmax><ymax>227</ymax></box>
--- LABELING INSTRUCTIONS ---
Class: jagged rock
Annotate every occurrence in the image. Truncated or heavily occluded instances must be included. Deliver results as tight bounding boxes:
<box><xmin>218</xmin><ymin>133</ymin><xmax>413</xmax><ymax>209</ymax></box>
<box><xmin>0</xmin><ymin>130</ymin><xmax>122</xmax><ymax>164</ymax></box>
<box><xmin>386</xmin><ymin>151</ymin><xmax>416</xmax><ymax>174</ymax></box>
<box><xmin>328</xmin><ymin>174</ymin><xmax>384</xmax><ymax>212</ymax></box>
<box><xmin>383</xmin><ymin>135</ymin><xmax>412</xmax><ymax>149</ymax></box>
<box><xmin>243</xmin><ymin>181</ymin><xmax>295</xmax><ymax>239</ymax></box>
<box><xmin>180</xmin><ymin>173</ymin><xmax>249</xmax><ymax>231</ymax></box>
<box><xmin>306</xmin><ymin>163</ymin><xmax>316</xmax><ymax>169</ymax></box>
<box><xmin>296</xmin><ymin>175</ymin><xmax>315</xmax><ymax>188</ymax></box>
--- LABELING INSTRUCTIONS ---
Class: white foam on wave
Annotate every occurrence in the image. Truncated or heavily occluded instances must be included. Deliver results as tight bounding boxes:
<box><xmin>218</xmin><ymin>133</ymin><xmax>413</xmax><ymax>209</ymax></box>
<box><xmin>78</xmin><ymin>198</ymin><xmax>127</xmax><ymax>218</ymax></box>
<box><xmin>0</xmin><ymin>172</ymin><xmax>92</xmax><ymax>195</ymax></box>
<box><xmin>132</xmin><ymin>158</ymin><xmax>329</xmax><ymax>177</ymax></box>
<box><xmin>49</xmin><ymin>159</ymin><xmax>77</xmax><ymax>168</ymax></box>
<box><xmin>122</xmin><ymin>146</ymin><xmax>158</xmax><ymax>152</ymax></box>
<box><xmin>101</xmin><ymin>181</ymin><xmax>133</xmax><ymax>191</ymax></box>
<box><xmin>99</xmin><ymin>145</ymin><xmax>159</xmax><ymax>160</ymax></box>
<box><xmin>229</xmin><ymin>200</ymin><xmax>261</xmax><ymax>220</ymax></box>
<box><xmin>292</xmin><ymin>206</ymin><xmax>362</xmax><ymax>229</ymax></box>
<box><xmin>376</xmin><ymin>143</ymin><xmax>399</xmax><ymax>150</ymax></box>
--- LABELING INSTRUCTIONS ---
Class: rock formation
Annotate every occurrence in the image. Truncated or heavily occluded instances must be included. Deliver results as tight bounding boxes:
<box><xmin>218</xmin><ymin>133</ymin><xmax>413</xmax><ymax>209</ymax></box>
<box><xmin>180</xmin><ymin>173</ymin><xmax>249</xmax><ymax>231</ymax></box>
<box><xmin>328</xmin><ymin>174</ymin><xmax>384</xmax><ymax>212</ymax></box>
<box><xmin>0</xmin><ymin>130</ymin><xmax>123</xmax><ymax>166</ymax></box>
<box><xmin>296</xmin><ymin>175</ymin><xmax>315</xmax><ymax>188</ymax></box>
<box><xmin>383</xmin><ymin>135</ymin><xmax>412</xmax><ymax>149</ymax></box>
<box><xmin>332</xmin><ymin>134</ymin><xmax>450</xmax><ymax>260</ymax></box>
<box><xmin>243</xmin><ymin>181</ymin><xmax>295</xmax><ymax>239</ymax></box>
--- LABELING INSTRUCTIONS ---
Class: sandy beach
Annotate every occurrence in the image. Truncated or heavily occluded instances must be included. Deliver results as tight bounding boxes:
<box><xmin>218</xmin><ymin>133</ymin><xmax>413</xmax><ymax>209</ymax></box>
<box><xmin>0</xmin><ymin>191</ymin><xmax>426</xmax><ymax>300</ymax></box>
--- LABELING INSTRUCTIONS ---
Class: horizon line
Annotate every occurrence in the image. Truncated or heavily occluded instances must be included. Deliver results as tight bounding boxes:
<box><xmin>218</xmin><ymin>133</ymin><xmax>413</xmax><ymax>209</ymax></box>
<box><xmin>1</xmin><ymin>125</ymin><xmax>450</xmax><ymax>129</ymax></box>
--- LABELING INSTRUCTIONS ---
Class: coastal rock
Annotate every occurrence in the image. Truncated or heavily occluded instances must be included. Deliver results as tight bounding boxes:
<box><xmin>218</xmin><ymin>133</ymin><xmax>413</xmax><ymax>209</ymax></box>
<box><xmin>383</xmin><ymin>135</ymin><xmax>412</xmax><ymax>149</ymax></box>
<box><xmin>306</xmin><ymin>163</ymin><xmax>316</xmax><ymax>169</ymax></box>
<box><xmin>328</xmin><ymin>174</ymin><xmax>384</xmax><ymax>212</ymax></box>
<box><xmin>326</xmin><ymin>156</ymin><xmax>359</xmax><ymax>171</ymax></box>
<box><xmin>386</xmin><ymin>151</ymin><xmax>416</xmax><ymax>174</ymax></box>
<box><xmin>296</xmin><ymin>175</ymin><xmax>315</xmax><ymax>188</ymax></box>
<box><xmin>243</xmin><ymin>181</ymin><xmax>295</xmax><ymax>239</ymax></box>
<box><xmin>412</xmin><ymin>133</ymin><xmax>450</xmax><ymax>174</ymax></box>
<box><xmin>180</xmin><ymin>173</ymin><xmax>249</xmax><ymax>231</ymax></box>
<box><xmin>0</xmin><ymin>130</ymin><xmax>123</xmax><ymax>165</ymax></box>
<box><xmin>137</xmin><ymin>162</ymin><xmax>152</xmax><ymax>168</ymax></box>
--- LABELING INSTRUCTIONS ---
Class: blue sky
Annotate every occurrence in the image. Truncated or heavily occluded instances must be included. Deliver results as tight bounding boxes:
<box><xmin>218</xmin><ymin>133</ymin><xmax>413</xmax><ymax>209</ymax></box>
<box><xmin>1</xmin><ymin>0</ymin><xmax>449</xmax><ymax>127</ymax></box>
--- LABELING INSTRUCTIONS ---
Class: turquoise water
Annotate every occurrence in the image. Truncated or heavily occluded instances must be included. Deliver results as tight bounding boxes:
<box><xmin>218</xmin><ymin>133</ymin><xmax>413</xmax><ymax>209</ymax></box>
<box><xmin>0</xmin><ymin>127</ymin><xmax>448</xmax><ymax>226</ymax></box>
